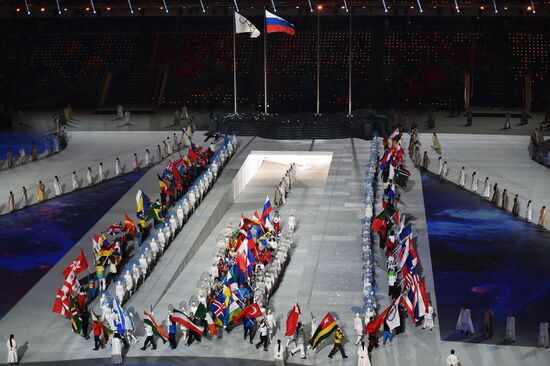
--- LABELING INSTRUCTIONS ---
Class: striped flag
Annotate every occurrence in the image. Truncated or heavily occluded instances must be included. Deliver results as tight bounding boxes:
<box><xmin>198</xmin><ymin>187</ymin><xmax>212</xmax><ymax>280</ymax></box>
<box><xmin>170</xmin><ymin>310</ymin><xmax>204</xmax><ymax>336</ymax></box>
<box><xmin>309</xmin><ymin>312</ymin><xmax>338</xmax><ymax>349</ymax></box>
<box><xmin>143</xmin><ymin>311</ymin><xmax>169</xmax><ymax>343</ymax></box>
<box><xmin>401</xmin><ymin>274</ymin><xmax>430</xmax><ymax>323</ymax></box>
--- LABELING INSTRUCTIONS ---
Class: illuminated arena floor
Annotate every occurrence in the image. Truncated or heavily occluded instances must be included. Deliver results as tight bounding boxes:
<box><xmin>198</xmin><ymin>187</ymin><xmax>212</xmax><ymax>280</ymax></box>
<box><xmin>422</xmin><ymin>170</ymin><xmax>550</xmax><ymax>346</ymax></box>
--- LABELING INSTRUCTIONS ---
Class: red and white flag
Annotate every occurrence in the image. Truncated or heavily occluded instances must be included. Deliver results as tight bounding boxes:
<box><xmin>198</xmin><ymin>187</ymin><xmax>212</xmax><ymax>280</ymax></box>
<box><xmin>285</xmin><ymin>303</ymin><xmax>301</xmax><ymax>336</ymax></box>
<box><xmin>62</xmin><ymin>249</ymin><xmax>89</xmax><ymax>278</ymax></box>
<box><xmin>62</xmin><ymin>270</ymin><xmax>80</xmax><ymax>296</ymax></box>
<box><xmin>232</xmin><ymin>302</ymin><xmax>263</xmax><ymax>324</ymax></box>
<box><xmin>52</xmin><ymin>288</ymin><xmax>70</xmax><ymax>317</ymax></box>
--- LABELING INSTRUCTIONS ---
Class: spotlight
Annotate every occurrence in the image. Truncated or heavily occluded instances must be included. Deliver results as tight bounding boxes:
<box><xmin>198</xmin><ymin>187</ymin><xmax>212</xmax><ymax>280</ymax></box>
<box><xmin>480</xmin><ymin>5</ymin><xmax>485</xmax><ymax>10</ymax></box>
<box><xmin>40</xmin><ymin>7</ymin><xmax>45</xmax><ymax>12</ymax></box>
<box><xmin>527</xmin><ymin>5</ymin><xmax>532</xmax><ymax>11</ymax></box>
<box><xmin>161</xmin><ymin>0</ymin><xmax>169</xmax><ymax>12</ymax></box>
<box><xmin>232</xmin><ymin>0</ymin><xmax>239</xmax><ymax>12</ymax></box>
<box><xmin>89</xmin><ymin>0</ymin><xmax>97</xmax><ymax>14</ymax></box>
<box><xmin>16</xmin><ymin>8</ymin><xmax>20</xmax><ymax>12</ymax></box>
<box><xmin>270</xmin><ymin>0</ymin><xmax>277</xmax><ymax>12</ymax></box>
<box><xmin>86</xmin><ymin>7</ymin><xmax>90</xmax><ymax>11</ymax></box>
<box><xmin>317</xmin><ymin>4</ymin><xmax>323</xmax><ymax>10</ymax></box>
<box><xmin>106</xmin><ymin>7</ymin><xmax>111</xmax><ymax>11</ymax></box>
<box><xmin>307</xmin><ymin>0</ymin><xmax>313</xmax><ymax>12</ymax></box>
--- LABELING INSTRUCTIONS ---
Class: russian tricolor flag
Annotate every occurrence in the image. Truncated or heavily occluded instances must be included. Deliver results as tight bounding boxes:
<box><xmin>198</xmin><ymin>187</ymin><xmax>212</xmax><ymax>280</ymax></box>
<box><xmin>266</xmin><ymin>10</ymin><xmax>295</xmax><ymax>35</ymax></box>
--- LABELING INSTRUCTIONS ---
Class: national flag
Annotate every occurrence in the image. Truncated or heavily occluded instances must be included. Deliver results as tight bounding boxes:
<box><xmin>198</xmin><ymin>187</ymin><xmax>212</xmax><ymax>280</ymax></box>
<box><xmin>227</xmin><ymin>300</ymin><xmax>242</xmax><ymax>323</ymax></box>
<box><xmin>223</xmin><ymin>285</ymin><xmax>232</xmax><ymax>306</ymax></box>
<box><xmin>123</xmin><ymin>213</ymin><xmax>136</xmax><ymax>235</ymax></box>
<box><xmin>235</xmin><ymin>12</ymin><xmax>261</xmax><ymax>38</ymax></box>
<box><xmin>104</xmin><ymin>221</ymin><xmax>124</xmax><ymax>237</ymax></box>
<box><xmin>397</xmin><ymin>165</ymin><xmax>411</xmax><ymax>179</ymax></box>
<box><xmin>285</xmin><ymin>303</ymin><xmax>301</xmax><ymax>336</ymax></box>
<box><xmin>143</xmin><ymin>311</ymin><xmax>169</xmax><ymax>343</ymax></box>
<box><xmin>147</xmin><ymin>200</ymin><xmax>164</xmax><ymax>225</ymax></box>
<box><xmin>136</xmin><ymin>189</ymin><xmax>152</xmax><ymax>226</ymax></box>
<box><xmin>92</xmin><ymin>311</ymin><xmax>112</xmax><ymax>343</ymax></box>
<box><xmin>209</xmin><ymin>298</ymin><xmax>227</xmax><ymax>327</ymax></box>
<box><xmin>170</xmin><ymin>163</ymin><xmax>183</xmax><ymax>183</ymax></box>
<box><xmin>379</xmin><ymin>149</ymin><xmax>393</xmax><ymax>170</ymax></box>
<box><xmin>188</xmin><ymin>147</ymin><xmax>200</xmax><ymax>163</ymax></box>
<box><xmin>205</xmin><ymin>312</ymin><xmax>218</xmax><ymax>335</ymax></box>
<box><xmin>52</xmin><ymin>288</ymin><xmax>70</xmax><ymax>317</ymax></box>
<box><xmin>62</xmin><ymin>270</ymin><xmax>80</xmax><ymax>296</ymax></box>
<box><xmin>385</xmin><ymin>297</ymin><xmax>401</xmax><ymax>331</ymax></box>
<box><xmin>112</xmin><ymin>299</ymin><xmax>127</xmax><ymax>335</ymax></box>
<box><xmin>261</xmin><ymin>196</ymin><xmax>273</xmax><ymax>224</ymax></box>
<box><xmin>401</xmin><ymin>274</ymin><xmax>429</xmax><ymax>323</ymax></box>
<box><xmin>170</xmin><ymin>310</ymin><xmax>204</xmax><ymax>336</ymax></box>
<box><xmin>372</xmin><ymin>206</ymin><xmax>395</xmax><ymax>233</ymax></box>
<box><xmin>389</xmin><ymin>128</ymin><xmax>400</xmax><ymax>140</ymax></box>
<box><xmin>265</xmin><ymin>10</ymin><xmax>295</xmax><ymax>35</ymax></box>
<box><xmin>398</xmin><ymin>223</ymin><xmax>413</xmax><ymax>242</ymax></box>
<box><xmin>309</xmin><ymin>312</ymin><xmax>338</xmax><ymax>349</ymax></box>
<box><xmin>194</xmin><ymin>303</ymin><xmax>208</xmax><ymax>320</ymax></box>
<box><xmin>365</xmin><ymin>302</ymin><xmax>393</xmax><ymax>334</ymax></box>
<box><xmin>157</xmin><ymin>174</ymin><xmax>174</xmax><ymax>196</ymax></box>
<box><xmin>232</xmin><ymin>302</ymin><xmax>263</xmax><ymax>324</ymax></box>
<box><xmin>62</xmin><ymin>249</ymin><xmax>89</xmax><ymax>278</ymax></box>
<box><xmin>69</xmin><ymin>296</ymin><xmax>82</xmax><ymax>334</ymax></box>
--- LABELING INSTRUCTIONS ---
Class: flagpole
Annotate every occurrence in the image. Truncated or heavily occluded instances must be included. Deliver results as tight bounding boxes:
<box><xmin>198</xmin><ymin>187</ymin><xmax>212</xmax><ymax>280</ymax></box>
<box><xmin>263</xmin><ymin>10</ymin><xmax>268</xmax><ymax>114</ymax></box>
<box><xmin>316</xmin><ymin>9</ymin><xmax>320</xmax><ymax>115</ymax></box>
<box><xmin>233</xmin><ymin>12</ymin><xmax>238</xmax><ymax>114</ymax></box>
<box><xmin>347</xmin><ymin>9</ymin><xmax>352</xmax><ymax>117</ymax></box>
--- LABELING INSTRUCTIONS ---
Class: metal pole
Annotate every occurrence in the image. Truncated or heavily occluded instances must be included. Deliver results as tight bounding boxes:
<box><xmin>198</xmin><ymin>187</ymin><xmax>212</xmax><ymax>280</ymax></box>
<box><xmin>348</xmin><ymin>9</ymin><xmax>352</xmax><ymax>116</ymax></box>
<box><xmin>233</xmin><ymin>12</ymin><xmax>238</xmax><ymax>114</ymax></box>
<box><xmin>263</xmin><ymin>12</ymin><xmax>268</xmax><ymax>114</ymax></box>
<box><xmin>316</xmin><ymin>10</ymin><xmax>320</xmax><ymax>115</ymax></box>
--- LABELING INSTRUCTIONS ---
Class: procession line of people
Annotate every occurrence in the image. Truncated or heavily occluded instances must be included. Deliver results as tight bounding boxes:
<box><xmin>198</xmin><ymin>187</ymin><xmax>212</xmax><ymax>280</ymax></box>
<box><xmin>4</xmin><ymin>125</ymin><xmax>195</xmax><ymax>216</ymax></box>
<box><xmin>410</xmin><ymin>129</ymin><xmax>548</xmax><ymax>229</ymax></box>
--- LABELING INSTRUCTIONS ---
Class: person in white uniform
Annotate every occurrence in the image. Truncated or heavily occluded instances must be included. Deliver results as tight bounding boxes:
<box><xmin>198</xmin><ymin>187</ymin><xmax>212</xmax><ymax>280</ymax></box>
<box><xmin>72</xmin><ymin>171</ymin><xmax>80</xmax><ymax>190</ymax></box>
<box><xmin>6</xmin><ymin>334</ymin><xmax>17</xmax><ymax>365</ymax></box>
<box><xmin>354</xmin><ymin>313</ymin><xmax>364</xmax><ymax>345</ymax></box>
<box><xmin>99</xmin><ymin>162</ymin><xmax>105</xmax><ymax>182</ymax></box>
<box><xmin>539</xmin><ymin>321</ymin><xmax>549</xmax><ymax>348</ymax></box>
<box><xmin>505</xmin><ymin>315</ymin><xmax>516</xmax><ymax>342</ymax></box>
<box><xmin>357</xmin><ymin>341</ymin><xmax>371</xmax><ymax>366</ymax></box>
<box><xmin>446</xmin><ymin>349</ymin><xmax>459</xmax><ymax>366</ymax></box>
<box><xmin>115</xmin><ymin>158</ymin><xmax>122</xmax><ymax>176</ymax></box>
<box><xmin>54</xmin><ymin>176</ymin><xmax>63</xmax><ymax>196</ymax></box>
<box><xmin>274</xmin><ymin>339</ymin><xmax>285</xmax><ymax>366</ymax></box>
<box><xmin>87</xmin><ymin>167</ymin><xmax>93</xmax><ymax>186</ymax></box>
<box><xmin>458</xmin><ymin>167</ymin><xmax>466</xmax><ymax>187</ymax></box>
<box><xmin>456</xmin><ymin>305</ymin><xmax>474</xmax><ymax>334</ymax></box>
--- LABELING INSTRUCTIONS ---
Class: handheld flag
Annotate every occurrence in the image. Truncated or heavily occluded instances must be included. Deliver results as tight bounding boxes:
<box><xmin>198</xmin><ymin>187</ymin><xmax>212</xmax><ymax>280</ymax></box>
<box><xmin>232</xmin><ymin>302</ymin><xmax>263</xmax><ymax>324</ymax></box>
<box><xmin>266</xmin><ymin>10</ymin><xmax>295</xmax><ymax>35</ymax></box>
<box><xmin>52</xmin><ymin>288</ymin><xmax>70</xmax><ymax>317</ymax></box>
<box><xmin>136</xmin><ymin>189</ymin><xmax>152</xmax><ymax>226</ymax></box>
<box><xmin>69</xmin><ymin>296</ymin><xmax>82</xmax><ymax>334</ymax></box>
<box><xmin>285</xmin><ymin>303</ymin><xmax>301</xmax><ymax>336</ymax></box>
<box><xmin>235</xmin><ymin>12</ymin><xmax>261</xmax><ymax>38</ymax></box>
<box><xmin>123</xmin><ymin>213</ymin><xmax>136</xmax><ymax>235</ymax></box>
<box><xmin>170</xmin><ymin>310</ymin><xmax>204</xmax><ymax>336</ymax></box>
<box><xmin>143</xmin><ymin>311</ymin><xmax>169</xmax><ymax>343</ymax></box>
<box><xmin>309</xmin><ymin>312</ymin><xmax>338</xmax><ymax>349</ymax></box>
<box><xmin>157</xmin><ymin>174</ymin><xmax>174</xmax><ymax>196</ymax></box>
<box><xmin>62</xmin><ymin>249</ymin><xmax>89</xmax><ymax>278</ymax></box>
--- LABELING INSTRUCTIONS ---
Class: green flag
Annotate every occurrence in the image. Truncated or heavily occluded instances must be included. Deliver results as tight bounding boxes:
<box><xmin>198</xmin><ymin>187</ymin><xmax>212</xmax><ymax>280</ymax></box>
<box><xmin>195</xmin><ymin>303</ymin><xmax>208</xmax><ymax>320</ymax></box>
<box><xmin>69</xmin><ymin>296</ymin><xmax>82</xmax><ymax>334</ymax></box>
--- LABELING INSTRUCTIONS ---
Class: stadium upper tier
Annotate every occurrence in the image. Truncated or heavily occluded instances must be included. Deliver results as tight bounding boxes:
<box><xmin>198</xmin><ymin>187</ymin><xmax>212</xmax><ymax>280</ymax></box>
<box><xmin>0</xmin><ymin>16</ymin><xmax>548</xmax><ymax>112</ymax></box>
